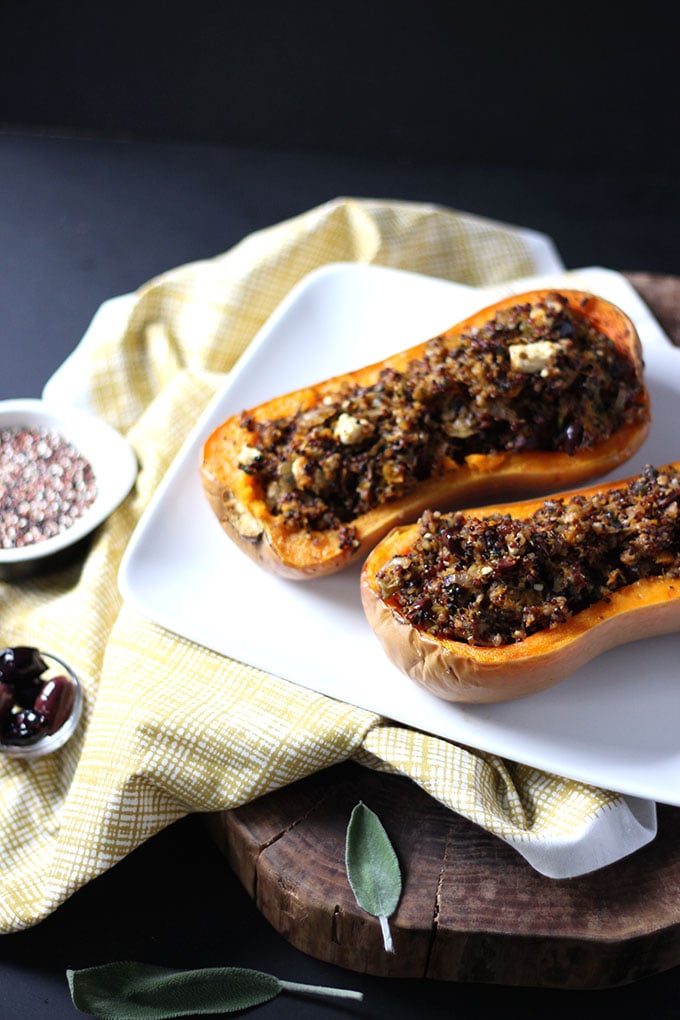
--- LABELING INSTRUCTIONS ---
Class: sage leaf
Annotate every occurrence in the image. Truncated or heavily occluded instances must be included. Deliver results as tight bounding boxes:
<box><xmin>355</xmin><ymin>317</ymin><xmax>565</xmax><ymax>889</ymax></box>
<box><xmin>67</xmin><ymin>963</ymin><xmax>362</xmax><ymax>1019</ymax></box>
<box><xmin>345</xmin><ymin>800</ymin><xmax>402</xmax><ymax>953</ymax></box>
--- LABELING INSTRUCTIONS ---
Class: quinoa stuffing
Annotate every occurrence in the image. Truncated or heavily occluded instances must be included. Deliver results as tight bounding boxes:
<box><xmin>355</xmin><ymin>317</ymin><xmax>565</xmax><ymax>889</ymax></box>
<box><xmin>375</xmin><ymin>464</ymin><xmax>680</xmax><ymax>647</ymax></box>
<box><xmin>238</xmin><ymin>293</ymin><xmax>646</xmax><ymax>535</ymax></box>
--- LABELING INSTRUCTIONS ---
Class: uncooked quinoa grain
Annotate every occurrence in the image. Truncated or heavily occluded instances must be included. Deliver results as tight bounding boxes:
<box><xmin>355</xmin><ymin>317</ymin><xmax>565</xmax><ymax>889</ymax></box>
<box><xmin>0</xmin><ymin>426</ymin><xmax>97</xmax><ymax>549</ymax></box>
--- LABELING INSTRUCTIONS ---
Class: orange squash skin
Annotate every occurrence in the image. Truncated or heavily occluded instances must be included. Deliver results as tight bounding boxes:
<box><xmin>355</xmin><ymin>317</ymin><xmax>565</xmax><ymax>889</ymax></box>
<box><xmin>360</xmin><ymin>465</ymin><xmax>680</xmax><ymax>704</ymax></box>
<box><xmin>201</xmin><ymin>288</ymin><xmax>650</xmax><ymax>579</ymax></box>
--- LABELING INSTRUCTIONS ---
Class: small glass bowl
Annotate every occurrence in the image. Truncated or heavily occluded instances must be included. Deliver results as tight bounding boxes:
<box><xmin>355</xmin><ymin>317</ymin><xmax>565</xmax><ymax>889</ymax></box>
<box><xmin>0</xmin><ymin>650</ymin><xmax>84</xmax><ymax>760</ymax></box>
<box><xmin>0</xmin><ymin>398</ymin><xmax>138</xmax><ymax>580</ymax></box>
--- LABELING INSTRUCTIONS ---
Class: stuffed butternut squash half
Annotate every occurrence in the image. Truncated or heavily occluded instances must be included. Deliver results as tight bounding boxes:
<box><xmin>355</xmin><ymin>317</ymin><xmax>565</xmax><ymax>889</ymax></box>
<box><xmin>201</xmin><ymin>288</ymin><xmax>650</xmax><ymax>578</ymax></box>
<box><xmin>361</xmin><ymin>463</ymin><xmax>680</xmax><ymax>703</ymax></box>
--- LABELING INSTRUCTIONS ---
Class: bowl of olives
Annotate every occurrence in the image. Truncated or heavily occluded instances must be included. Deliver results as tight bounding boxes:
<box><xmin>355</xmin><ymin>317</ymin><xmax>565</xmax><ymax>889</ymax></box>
<box><xmin>0</xmin><ymin>646</ymin><xmax>83</xmax><ymax>759</ymax></box>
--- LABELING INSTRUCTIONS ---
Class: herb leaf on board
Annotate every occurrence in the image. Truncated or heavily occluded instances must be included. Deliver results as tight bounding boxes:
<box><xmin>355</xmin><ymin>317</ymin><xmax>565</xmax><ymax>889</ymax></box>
<box><xmin>345</xmin><ymin>800</ymin><xmax>402</xmax><ymax>953</ymax></box>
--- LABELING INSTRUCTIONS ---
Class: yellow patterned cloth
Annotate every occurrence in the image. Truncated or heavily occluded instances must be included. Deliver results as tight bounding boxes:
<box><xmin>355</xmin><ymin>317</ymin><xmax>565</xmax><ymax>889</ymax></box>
<box><xmin>0</xmin><ymin>198</ymin><xmax>654</xmax><ymax>933</ymax></box>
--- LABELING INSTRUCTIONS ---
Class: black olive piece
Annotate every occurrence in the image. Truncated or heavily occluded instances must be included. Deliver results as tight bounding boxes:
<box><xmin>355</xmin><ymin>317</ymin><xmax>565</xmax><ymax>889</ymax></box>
<box><xmin>0</xmin><ymin>647</ymin><xmax>49</xmax><ymax>686</ymax></box>
<box><xmin>2</xmin><ymin>708</ymin><xmax>49</xmax><ymax>746</ymax></box>
<box><xmin>12</xmin><ymin>677</ymin><xmax>45</xmax><ymax>709</ymax></box>
<box><xmin>0</xmin><ymin>683</ymin><xmax>13</xmax><ymax>725</ymax></box>
<box><xmin>34</xmin><ymin>675</ymin><xmax>76</xmax><ymax>733</ymax></box>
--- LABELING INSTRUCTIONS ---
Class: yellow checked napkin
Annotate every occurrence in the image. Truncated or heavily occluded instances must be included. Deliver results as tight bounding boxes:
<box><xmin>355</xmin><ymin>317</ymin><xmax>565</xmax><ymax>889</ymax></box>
<box><xmin>0</xmin><ymin>198</ymin><xmax>656</xmax><ymax>934</ymax></box>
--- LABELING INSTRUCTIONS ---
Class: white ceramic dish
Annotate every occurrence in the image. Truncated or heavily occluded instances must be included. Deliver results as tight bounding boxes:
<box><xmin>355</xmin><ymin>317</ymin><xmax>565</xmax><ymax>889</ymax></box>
<box><xmin>119</xmin><ymin>262</ymin><xmax>680</xmax><ymax>805</ymax></box>
<box><xmin>0</xmin><ymin>399</ymin><xmax>137</xmax><ymax>575</ymax></box>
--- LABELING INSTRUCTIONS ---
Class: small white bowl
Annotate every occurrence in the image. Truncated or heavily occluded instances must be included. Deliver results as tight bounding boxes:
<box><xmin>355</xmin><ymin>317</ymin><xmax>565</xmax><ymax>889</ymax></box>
<box><xmin>0</xmin><ymin>399</ymin><xmax>137</xmax><ymax>578</ymax></box>
<box><xmin>0</xmin><ymin>650</ymin><xmax>84</xmax><ymax>759</ymax></box>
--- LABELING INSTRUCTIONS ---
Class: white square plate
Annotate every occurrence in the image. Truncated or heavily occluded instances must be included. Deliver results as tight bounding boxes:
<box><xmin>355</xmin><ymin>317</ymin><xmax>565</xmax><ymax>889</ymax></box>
<box><xmin>119</xmin><ymin>262</ymin><xmax>680</xmax><ymax>805</ymax></box>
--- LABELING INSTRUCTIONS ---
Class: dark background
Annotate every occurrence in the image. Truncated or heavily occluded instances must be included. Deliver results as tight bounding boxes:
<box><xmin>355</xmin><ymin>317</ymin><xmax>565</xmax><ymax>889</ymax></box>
<box><xmin>2</xmin><ymin>1</ymin><xmax>678</xmax><ymax>175</ymax></box>
<box><xmin>2</xmin><ymin>2</ymin><xmax>678</xmax><ymax>401</ymax></box>
<box><xmin>1</xmin><ymin>4</ymin><xmax>679</xmax><ymax>1017</ymax></box>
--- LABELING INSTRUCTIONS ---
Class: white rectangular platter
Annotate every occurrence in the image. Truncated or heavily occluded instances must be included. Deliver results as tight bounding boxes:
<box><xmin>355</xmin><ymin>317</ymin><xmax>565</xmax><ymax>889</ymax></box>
<box><xmin>119</xmin><ymin>262</ymin><xmax>680</xmax><ymax>805</ymax></box>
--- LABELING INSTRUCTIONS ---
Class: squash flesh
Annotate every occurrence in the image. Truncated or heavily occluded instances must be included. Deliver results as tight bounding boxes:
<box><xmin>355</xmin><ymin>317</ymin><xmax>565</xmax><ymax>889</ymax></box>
<box><xmin>201</xmin><ymin>288</ymin><xmax>650</xmax><ymax>578</ymax></box>
<box><xmin>360</xmin><ymin>465</ymin><xmax>680</xmax><ymax>703</ymax></box>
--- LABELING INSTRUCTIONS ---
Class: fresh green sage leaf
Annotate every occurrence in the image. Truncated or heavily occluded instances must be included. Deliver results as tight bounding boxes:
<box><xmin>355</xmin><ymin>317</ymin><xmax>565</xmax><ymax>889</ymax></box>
<box><xmin>345</xmin><ymin>800</ymin><xmax>402</xmax><ymax>953</ymax></box>
<box><xmin>67</xmin><ymin>963</ymin><xmax>280</xmax><ymax>1018</ymax></box>
<box><xmin>67</xmin><ymin>962</ymin><xmax>362</xmax><ymax>1019</ymax></box>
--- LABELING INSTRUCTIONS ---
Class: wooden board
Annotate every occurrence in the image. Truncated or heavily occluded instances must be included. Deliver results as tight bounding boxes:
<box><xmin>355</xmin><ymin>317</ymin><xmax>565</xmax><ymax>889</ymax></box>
<box><xmin>210</xmin><ymin>762</ymin><xmax>680</xmax><ymax>989</ymax></box>
<box><xmin>209</xmin><ymin>273</ymin><xmax>680</xmax><ymax>989</ymax></box>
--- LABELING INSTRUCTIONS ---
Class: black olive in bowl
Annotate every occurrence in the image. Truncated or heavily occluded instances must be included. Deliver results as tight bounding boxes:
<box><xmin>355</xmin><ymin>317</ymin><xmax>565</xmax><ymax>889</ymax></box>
<box><xmin>0</xmin><ymin>646</ymin><xmax>83</xmax><ymax>759</ymax></box>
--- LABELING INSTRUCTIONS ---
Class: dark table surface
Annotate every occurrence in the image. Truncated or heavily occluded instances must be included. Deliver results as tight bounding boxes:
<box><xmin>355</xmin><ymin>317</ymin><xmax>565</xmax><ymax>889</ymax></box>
<box><xmin>1</xmin><ymin>127</ymin><xmax>679</xmax><ymax>1018</ymax></box>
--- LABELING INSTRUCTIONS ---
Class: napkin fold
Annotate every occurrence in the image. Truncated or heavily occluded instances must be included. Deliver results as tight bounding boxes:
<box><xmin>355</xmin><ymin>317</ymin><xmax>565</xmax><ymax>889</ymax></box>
<box><xmin>0</xmin><ymin>197</ymin><xmax>656</xmax><ymax>934</ymax></box>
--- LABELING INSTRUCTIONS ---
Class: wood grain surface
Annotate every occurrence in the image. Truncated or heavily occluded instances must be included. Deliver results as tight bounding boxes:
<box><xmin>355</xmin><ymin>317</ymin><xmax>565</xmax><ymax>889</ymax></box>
<box><xmin>210</xmin><ymin>273</ymin><xmax>680</xmax><ymax>989</ymax></box>
<box><xmin>209</xmin><ymin>762</ymin><xmax>680</xmax><ymax>989</ymax></box>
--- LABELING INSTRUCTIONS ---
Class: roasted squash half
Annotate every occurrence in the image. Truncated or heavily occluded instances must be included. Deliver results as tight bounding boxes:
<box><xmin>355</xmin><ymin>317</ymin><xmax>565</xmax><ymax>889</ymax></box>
<box><xmin>360</xmin><ymin>463</ymin><xmax>680</xmax><ymax>703</ymax></box>
<box><xmin>201</xmin><ymin>288</ymin><xmax>650</xmax><ymax>578</ymax></box>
